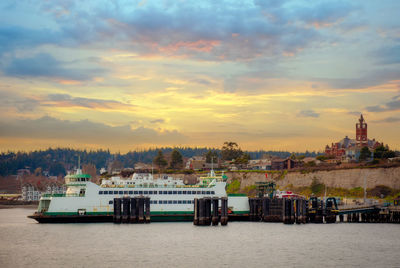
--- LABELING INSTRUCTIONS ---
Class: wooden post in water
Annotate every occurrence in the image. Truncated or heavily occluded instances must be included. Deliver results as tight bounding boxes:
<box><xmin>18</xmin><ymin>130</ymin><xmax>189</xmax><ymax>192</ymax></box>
<box><xmin>220</xmin><ymin>197</ymin><xmax>228</xmax><ymax>226</ymax></box>
<box><xmin>122</xmin><ymin>197</ymin><xmax>130</xmax><ymax>223</ymax></box>
<box><xmin>193</xmin><ymin>198</ymin><xmax>199</xmax><ymax>225</ymax></box>
<box><xmin>113</xmin><ymin>198</ymin><xmax>121</xmax><ymax>224</ymax></box>
<box><xmin>199</xmin><ymin>198</ymin><xmax>205</xmax><ymax>225</ymax></box>
<box><xmin>130</xmin><ymin>197</ymin><xmax>137</xmax><ymax>223</ymax></box>
<box><xmin>144</xmin><ymin>197</ymin><xmax>150</xmax><ymax>223</ymax></box>
<box><xmin>212</xmin><ymin>198</ymin><xmax>219</xmax><ymax>226</ymax></box>
<box><xmin>138</xmin><ymin>197</ymin><xmax>144</xmax><ymax>223</ymax></box>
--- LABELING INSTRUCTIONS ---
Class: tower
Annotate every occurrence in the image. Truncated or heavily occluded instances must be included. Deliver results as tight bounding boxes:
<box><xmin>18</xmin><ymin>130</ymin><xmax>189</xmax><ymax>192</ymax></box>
<box><xmin>356</xmin><ymin>114</ymin><xmax>368</xmax><ymax>147</ymax></box>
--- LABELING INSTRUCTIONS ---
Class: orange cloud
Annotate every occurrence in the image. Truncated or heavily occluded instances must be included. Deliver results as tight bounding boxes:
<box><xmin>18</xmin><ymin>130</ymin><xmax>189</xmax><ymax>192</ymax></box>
<box><xmin>56</xmin><ymin>80</ymin><xmax>82</xmax><ymax>85</ymax></box>
<box><xmin>158</xmin><ymin>40</ymin><xmax>221</xmax><ymax>53</ymax></box>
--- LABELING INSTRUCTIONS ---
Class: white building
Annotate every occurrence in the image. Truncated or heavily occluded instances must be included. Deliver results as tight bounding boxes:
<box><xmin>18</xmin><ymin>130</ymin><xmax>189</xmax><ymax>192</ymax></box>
<box><xmin>22</xmin><ymin>183</ymin><xmax>41</xmax><ymax>201</ymax></box>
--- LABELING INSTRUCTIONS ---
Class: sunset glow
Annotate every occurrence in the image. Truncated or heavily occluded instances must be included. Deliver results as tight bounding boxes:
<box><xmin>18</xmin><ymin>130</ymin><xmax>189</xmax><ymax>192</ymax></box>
<box><xmin>1</xmin><ymin>1</ymin><xmax>399</xmax><ymax>152</ymax></box>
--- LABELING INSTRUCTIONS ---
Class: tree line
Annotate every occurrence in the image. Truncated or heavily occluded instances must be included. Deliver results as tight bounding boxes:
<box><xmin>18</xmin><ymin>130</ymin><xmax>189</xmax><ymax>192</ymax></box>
<box><xmin>0</xmin><ymin>145</ymin><xmax>321</xmax><ymax>176</ymax></box>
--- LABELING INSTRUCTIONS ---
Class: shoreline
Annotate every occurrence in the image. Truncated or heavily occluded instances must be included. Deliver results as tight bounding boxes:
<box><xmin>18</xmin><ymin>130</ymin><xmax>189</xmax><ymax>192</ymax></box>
<box><xmin>0</xmin><ymin>201</ymin><xmax>38</xmax><ymax>209</ymax></box>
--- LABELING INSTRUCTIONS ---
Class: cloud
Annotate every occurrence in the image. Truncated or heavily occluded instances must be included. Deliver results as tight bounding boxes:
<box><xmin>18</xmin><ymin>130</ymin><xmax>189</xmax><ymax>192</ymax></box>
<box><xmin>371</xmin><ymin>117</ymin><xmax>400</xmax><ymax>123</ymax></box>
<box><xmin>1</xmin><ymin>0</ymin><xmax>350</xmax><ymax>61</ymax></box>
<box><xmin>347</xmin><ymin>111</ymin><xmax>361</xmax><ymax>116</ymax></box>
<box><xmin>292</xmin><ymin>1</ymin><xmax>356</xmax><ymax>28</ymax></box>
<box><xmin>297</xmin><ymin>110</ymin><xmax>320</xmax><ymax>118</ymax></box>
<box><xmin>0</xmin><ymin>89</ymin><xmax>40</xmax><ymax>112</ymax></box>
<box><xmin>315</xmin><ymin>69</ymin><xmax>400</xmax><ymax>89</ymax></box>
<box><xmin>366</xmin><ymin>99</ymin><xmax>400</xmax><ymax>113</ymax></box>
<box><xmin>0</xmin><ymin>116</ymin><xmax>186</xmax><ymax>145</ymax></box>
<box><xmin>374</xmin><ymin>45</ymin><xmax>400</xmax><ymax>65</ymax></box>
<box><xmin>3</xmin><ymin>53</ymin><xmax>106</xmax><ymax>81</ymax></box>
<box><xmin>150</xmin><ymin>119</ymin><xmax>165</xmax><ymax>124</ymax></box>
<box><xmin>47</xmin><ymin>94</ymin><xmax>133</xmax><ymax>110</ymax></box>
<box><xmin>0</xmin><ymin>25</ymin><xmax>60</xmax><ymax>56</ymax></box>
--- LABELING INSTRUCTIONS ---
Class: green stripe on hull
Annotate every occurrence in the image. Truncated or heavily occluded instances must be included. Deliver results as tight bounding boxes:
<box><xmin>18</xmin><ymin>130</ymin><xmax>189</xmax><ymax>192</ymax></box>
<box><xmin>44</xmin><ymin>210</ymin><xmax>249</xmax><ymax>216</ymax></box>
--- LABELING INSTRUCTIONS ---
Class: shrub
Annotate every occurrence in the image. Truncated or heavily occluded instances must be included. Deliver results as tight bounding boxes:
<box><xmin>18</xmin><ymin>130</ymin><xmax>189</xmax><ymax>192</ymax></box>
<box><xmin>310</xmin><ymin>178</ymin><xmax>325</xmax><ymax>195</ymax></box>
<box><xmin>226</xmin><ymin>179</ymin><xmax>241</xmax><ymax>193</ymax></box>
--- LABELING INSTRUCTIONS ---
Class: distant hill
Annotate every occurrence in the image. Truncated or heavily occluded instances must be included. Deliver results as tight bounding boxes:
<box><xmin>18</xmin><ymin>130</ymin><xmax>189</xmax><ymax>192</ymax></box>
<box><xmin>0</xmin><ymin>147</ymin><xmax>320</xmax><ymax>176</ymax></box>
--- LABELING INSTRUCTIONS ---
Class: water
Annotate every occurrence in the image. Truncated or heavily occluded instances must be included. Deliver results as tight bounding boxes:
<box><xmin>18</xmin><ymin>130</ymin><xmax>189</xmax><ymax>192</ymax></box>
<box><xmin>0</xmin><ymin>208</ymin><xmax>399</xmax><ymax>268</ymax></box>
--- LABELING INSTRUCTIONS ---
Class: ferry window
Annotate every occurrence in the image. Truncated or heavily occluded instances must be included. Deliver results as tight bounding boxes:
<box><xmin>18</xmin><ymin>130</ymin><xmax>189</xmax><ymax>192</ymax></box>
<box><xmin>163</xmin><ymin>191</ymin><xmax>168</xmax><ymax>195</ymax></box>
<box><xmin>206</xmin><ymin>191</ymin><xmax>210</xmax><ymax>194</ymax></box>
<box><xmin>134</xmin><ymin>191</ymin><xmax>138</xmax><ymax>194</ymax></box>
<box><xmin>159</xmin><ymin>191</ymin><xmax>163</xmax><ymax>194</ymax></box>
<box><xmin>201</xmin><ymin>191</ymin><xmax>205</xmax><ymax>194</ymax></box>
<box><xmin>163</xmin><ymin>200</ymin><xmax>168</xmax><ymax>204</ymax></box>
<box><xmin>124</xmin><ymin>191</ymin><xmax>128</xmax><ymax>194</ymax></box>
<box><xmin>153</xmin><ymin>191</ymin><xmax>157</xmax><ymax>195</ymax></box>
<box><xmin>144</xmin><ymin>191</ymin><xmax>148</xmax><ymax>194</ymax></box>
<box><xmin>178</xmin><ymin>200</ymin><xmax>182</xmax><ymax>204</ymax></box>
<box><xmin>168</xmin><ymin>200</ymin><xmax>172</xmax><ymax>204</ymax></box>
<box><xmin>173</xmin><ymin>200</ymin><xmax>177</xmax><ymax>204</ymax></box>
<box><xmin>182</xmin><ymin>191</ymin><xmax>186</xmax><ymax>195</ymax></box>
<box><xmin>139</xmin><ymin>191</ymin><xmax>143</xmax><ymax>195</ymax></box>
<box><xmin>173</xmin><ymin>191</ymin><xmax>177</xmax><ymax>194</ymax></box>
<box><xmin>109</xmin><ymin>200</ymin><xmax>113</xmax><ymax>204</ymax></box>
<box><xmin>183</xmin><ymin>200</ymin><xmax>187</xmax><ymax>204</ymax></box>
<box><xmin>103</xmin><ymin>191</ymin><xmax>108</xmax><ymax>194</ymax></box>
<box><xmin>119</xmin><ymin>191</ymin><xmax>123</xmax><ymax>195</ymax></box>
<box><xmin>148</xmin><ymin>191</ymin><xmax>153</xmax><ymax>195</ymax></box>
<box><xmin>192</xmin><ymin>191</ymin><xmax>196</xmax><ymax>194</ymax></box>
<box><xmin>129</xmin><ymin>191</ymin><xmax>133</xmax><ymax>195</ymax></box>
<box><xmin>188</xmin><ymin>200</ymin><xmax>192</xmax><ymax>204</ymax></box>
<box><xmin>178</xmin><ymin>191</ymin><xmax>182</xmax><ymax>195</ymax></box>
<box><xmin>99</xmin><ymin>191</ymin><xmax>103</xmax><ymax>195</ymax></box>
<box><xmin>168</xmin><ymin>191</ymin><xmax>172</xmax><ymax>195</ymax></box>
<box><xmin>211</xmin><ymin>191</ymin><xmax>215</xmax><ymax>194</ymax></box>
<box><xmin>197</xmin><ymin>191</ymin><xmax>201</xmax><ymax>194</ymax></box>
<box><xmin>113</xmin><ymin>191</ymin><xmax>118</xmax><ymax>194</ymax></box>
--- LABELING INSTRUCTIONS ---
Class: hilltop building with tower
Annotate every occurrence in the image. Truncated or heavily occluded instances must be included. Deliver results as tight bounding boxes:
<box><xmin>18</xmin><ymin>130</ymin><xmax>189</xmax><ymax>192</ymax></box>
<box><xmin>325</xmin><ymin>114</ymin><xmax>382</xmax><ymax>162</ymax></box>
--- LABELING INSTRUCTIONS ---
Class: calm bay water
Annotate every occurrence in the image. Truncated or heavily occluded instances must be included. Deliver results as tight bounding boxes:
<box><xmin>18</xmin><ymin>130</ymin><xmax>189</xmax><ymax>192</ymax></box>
<box><xmin>0</xmin><ymin>208</ymin><xmax>399</xmax><ymax>268</ymax></box>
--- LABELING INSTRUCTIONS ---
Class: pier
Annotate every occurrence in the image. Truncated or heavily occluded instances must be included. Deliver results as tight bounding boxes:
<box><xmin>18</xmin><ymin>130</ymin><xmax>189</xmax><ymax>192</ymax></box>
<box><xmin>193</xmin><ymin>197</ymin><xmax>228</xmax><ymax>226</ymax></box>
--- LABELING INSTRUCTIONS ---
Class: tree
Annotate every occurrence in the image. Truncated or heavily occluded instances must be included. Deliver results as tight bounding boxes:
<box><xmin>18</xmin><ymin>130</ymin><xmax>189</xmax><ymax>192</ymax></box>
<box><xmin>49</xmin><ymin>162</ymin><xmax>66</xmax><ymax>176</ymax></box>
<box><xmin>359</xmin><ymin>146</ymin><xmax>371</xmax><ymax>161</ymax></box>
<box><xmin>83</xmin><ymin>163</ymin><xmax>97</xmax><ymax>180</ymax></box>
<box><xmin>374</xmin><ymin>145</ymin><xmax>396</xmax><ymax>159</ymax></box>
<box><xmin>235</xmin><ymin>153</ymin><xmax>250</xmax><ymax>165</ymax></box>
<box><xmin>205</xmin><ymin>150</ymin><xmax>218</xmax><ymax>163</ymax></box>
<box><xmin>153</xmin><ymin>150</ymin><xmax>168</xmax><ymax>170</ymax></box>
<box><xmin>221</xmin><ymin>141</ymin><xmax>243</xmax><ymax>161</ymax></box>
<box><xmin>170</xmin><ymin>149</ymin><xmax>183</xmax><ymax>169</ymax></box>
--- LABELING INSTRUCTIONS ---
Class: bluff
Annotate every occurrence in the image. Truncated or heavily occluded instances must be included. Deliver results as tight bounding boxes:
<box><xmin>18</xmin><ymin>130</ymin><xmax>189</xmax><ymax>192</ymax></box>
<box><xmin>225</xmin><ymin>167</ymin><xmax>400</xmax><ymax>190</ymax></box>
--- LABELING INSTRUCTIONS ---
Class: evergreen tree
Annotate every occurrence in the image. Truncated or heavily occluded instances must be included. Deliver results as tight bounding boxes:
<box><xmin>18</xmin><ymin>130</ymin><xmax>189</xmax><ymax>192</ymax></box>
<box><xmin>153</xmin><ymin>150</ymin><xmax>168</xmax><ymax>170</ymax></box>
<box><xmin>205</xmin><ymin>150</ymin><xmax>218</xmax><ymax>163</ymax></box>
<box><xmin>359</xmin><ymin>146</ymin><xmax>371</xmax><ymax>161</ymax></box>
<box><xmin>170</xmin><ymin>149</ymin><xmax>183</xmax><ymax>169</ymax></box>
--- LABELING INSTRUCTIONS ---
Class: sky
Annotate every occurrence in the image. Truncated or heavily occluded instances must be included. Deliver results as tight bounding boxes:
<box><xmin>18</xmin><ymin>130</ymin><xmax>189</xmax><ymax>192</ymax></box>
<box><xmin>0</xmin><ymin>0</ymin><xmax>399</xmax><ymax>153</ymax></box>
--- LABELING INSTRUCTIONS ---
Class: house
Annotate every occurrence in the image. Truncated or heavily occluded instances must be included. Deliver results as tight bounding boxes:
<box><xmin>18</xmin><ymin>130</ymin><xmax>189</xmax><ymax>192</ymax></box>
<box><xmin>270</xmin><ymin>158</ymin><xmax>302</xmax><ymax>170</ymax></box>
<box><xmin>21</xmin><ymin>179</ymin><xmax>66</xmax><ymax>201</ymax></box>
<box><xmin>21</xmin><ymin>183</ymin><xmax>41</xmax><ymax>201</ymax></box>
<box><xmin>248</xmin><ymin>159</ymin><xmax>272</xmax><ymax>170</ymax></box>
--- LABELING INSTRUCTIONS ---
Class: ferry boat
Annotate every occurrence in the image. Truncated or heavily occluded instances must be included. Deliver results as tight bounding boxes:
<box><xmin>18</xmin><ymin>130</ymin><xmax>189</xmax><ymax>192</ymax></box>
<box><xmin>28</xmin><ymin>169</ymin><xmax>249</xmax><ymax>223</ymax></box>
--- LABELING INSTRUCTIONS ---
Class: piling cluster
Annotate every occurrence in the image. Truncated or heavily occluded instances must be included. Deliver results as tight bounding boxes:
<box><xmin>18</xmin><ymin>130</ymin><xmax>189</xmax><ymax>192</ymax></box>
<box><xmin>249</xmin><ymin>197</ymin><xmax>308</xmax><ymax>224</ymax></box>
<box><xmin>340</xmin><ymin>209</ymin><xmax>400</xmax><ymax>223</ymax></box>
<box><xmin>308</xmin><ymin>197</ymin><xmax>338</xmax><ymax>223</ymax></box>
<box><xmin>113</xmin><ymin>197</ymin><xmax>150</xmax><ymax>224</ymax></box>
<box><xmin>193</xmin><ymin>197</ymin><xmax>228</xmax><ymax>226</ymax></box>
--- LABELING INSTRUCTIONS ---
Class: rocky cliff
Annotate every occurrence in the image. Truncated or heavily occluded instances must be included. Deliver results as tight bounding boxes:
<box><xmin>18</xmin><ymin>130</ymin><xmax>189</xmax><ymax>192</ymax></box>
<box><xmin>225</xmin><ymin>167</ymin><xmax>400</xmax><ymax>190</ymax></box>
